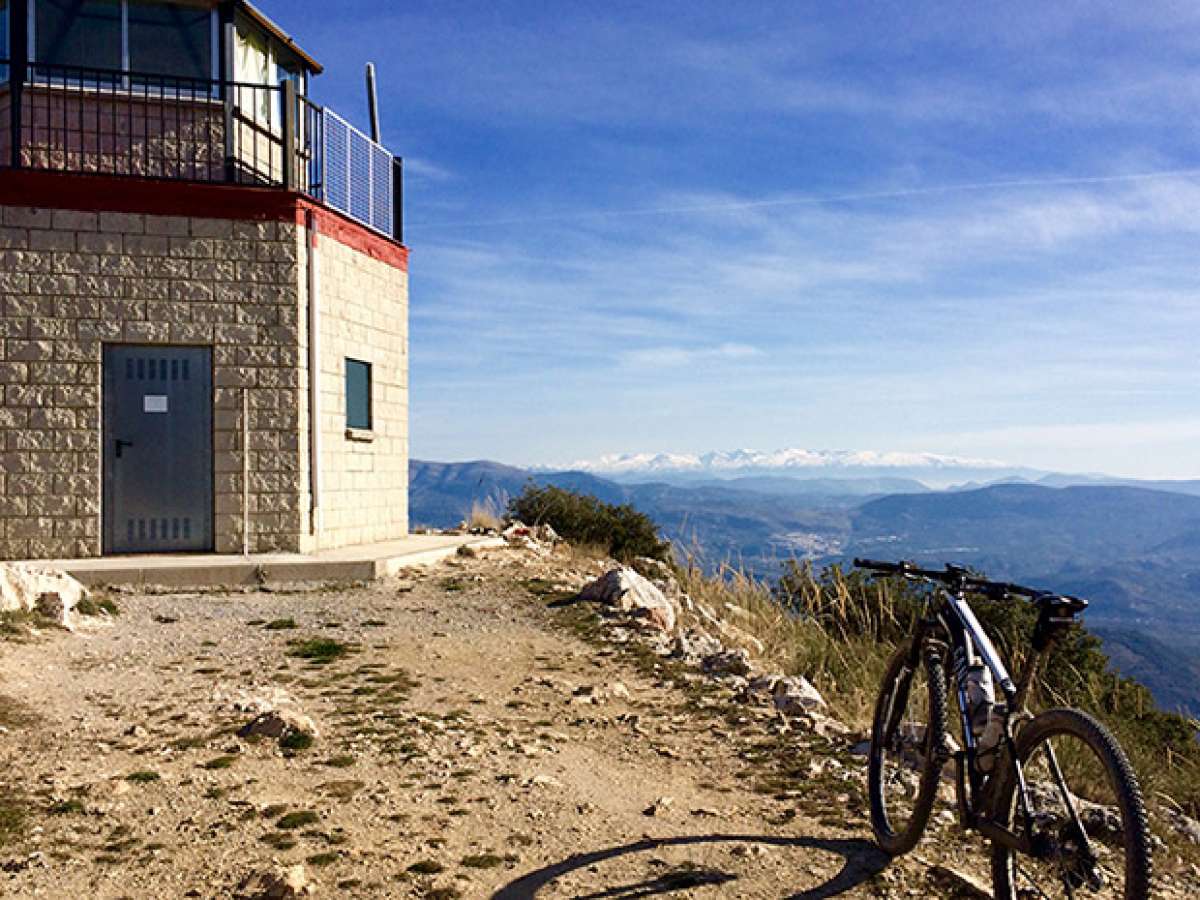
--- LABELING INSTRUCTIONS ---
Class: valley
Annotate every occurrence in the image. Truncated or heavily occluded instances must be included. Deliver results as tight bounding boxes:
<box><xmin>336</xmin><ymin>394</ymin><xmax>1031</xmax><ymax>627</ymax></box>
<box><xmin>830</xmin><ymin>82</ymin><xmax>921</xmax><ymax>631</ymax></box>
<box><xmin>411</xmin><ymin>460</ymin><xmax>1200</xmax><ymax>716</ymax></box>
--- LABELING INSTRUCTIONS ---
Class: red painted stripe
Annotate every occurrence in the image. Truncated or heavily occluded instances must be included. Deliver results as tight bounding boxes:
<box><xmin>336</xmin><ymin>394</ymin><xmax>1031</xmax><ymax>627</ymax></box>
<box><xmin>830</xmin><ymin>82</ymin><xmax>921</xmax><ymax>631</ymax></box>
<box><xmin>0</xmin><ymin>169</ymin><xmax>408</xmax><ymax>272</ymax></box>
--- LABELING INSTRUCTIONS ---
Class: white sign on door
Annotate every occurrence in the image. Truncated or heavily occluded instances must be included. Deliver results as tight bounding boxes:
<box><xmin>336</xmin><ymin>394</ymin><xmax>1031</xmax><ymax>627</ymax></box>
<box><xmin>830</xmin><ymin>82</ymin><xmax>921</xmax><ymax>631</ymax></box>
<box><xmin>143</xmin><ymin>395</ymin><xmax>169</xmax><ymax>414</ymax></box>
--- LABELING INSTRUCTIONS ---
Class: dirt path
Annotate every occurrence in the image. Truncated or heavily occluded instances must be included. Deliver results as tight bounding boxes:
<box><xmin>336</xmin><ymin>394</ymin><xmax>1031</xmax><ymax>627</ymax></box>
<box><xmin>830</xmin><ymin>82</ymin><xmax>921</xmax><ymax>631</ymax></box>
<box><xmin>0</xmin><ymin>547</ymin><xmax>1063</xmax><ymax>897</ymax></box>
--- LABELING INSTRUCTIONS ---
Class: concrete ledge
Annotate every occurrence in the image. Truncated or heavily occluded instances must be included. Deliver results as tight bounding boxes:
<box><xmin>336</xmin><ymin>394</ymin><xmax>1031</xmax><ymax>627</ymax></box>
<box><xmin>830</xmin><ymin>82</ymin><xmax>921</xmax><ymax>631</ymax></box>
<box><xmin>20</xmin><ymin>535</ymin><xmax>505</xmax><ymax>589</ymax></box>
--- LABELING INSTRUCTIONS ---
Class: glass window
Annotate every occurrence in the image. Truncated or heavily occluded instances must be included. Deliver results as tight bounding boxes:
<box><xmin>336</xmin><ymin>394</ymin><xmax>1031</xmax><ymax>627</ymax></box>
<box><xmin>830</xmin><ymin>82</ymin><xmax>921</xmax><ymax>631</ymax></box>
<box><xmin>235</xmin><ymin>22</ymin><xmax>275</xmax><ymax>123</ymax></box>
<box><xmin>128</xmin><ymin>1</ymin><xmax>211</xmax><ymax>80</ymax></box>
<box><xmin>1</xmin><ymin>0</ymin><xmax>9</xmax><ymax>82</ymax></box>
<box><xmin>345</xmin><ymin>359</ymin><xmax>372</xmax><ymax>431</ymax></box>
<box><xmin>35</xmin><ymin>0</ymin><xmax>122</xmax><ymax>71</ymax></box>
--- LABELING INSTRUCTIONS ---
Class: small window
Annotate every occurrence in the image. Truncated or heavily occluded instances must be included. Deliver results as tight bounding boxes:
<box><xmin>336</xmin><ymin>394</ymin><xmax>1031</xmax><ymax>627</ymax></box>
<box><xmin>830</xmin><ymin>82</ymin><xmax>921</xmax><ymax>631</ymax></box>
<box><xmin>345</xmin><ymin>359</ymin><xmax>372</xmax><ymax>431</ymax></box>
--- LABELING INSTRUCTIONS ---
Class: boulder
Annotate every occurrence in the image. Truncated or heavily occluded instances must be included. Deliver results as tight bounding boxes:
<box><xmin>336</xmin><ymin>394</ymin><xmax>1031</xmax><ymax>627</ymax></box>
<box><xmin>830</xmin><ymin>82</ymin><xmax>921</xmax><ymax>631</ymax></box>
<box><xmin>771</xmin><ymin>676</ymin><xmax>827</xmax><ymax>715</ymax></box>
<box><xmin>238</xmin><ymin>708</ymin><xmax>319</xmax><ymax>745</ymax></box>
<box><xmin>0</xmin><ymin>563</ymin><xmax>89</xmax><ymax>631</ymax></box>
<box><xmin>579</xmin><ymin>567</ymin><xmax>678</xmax><ymax>634</ymax></box>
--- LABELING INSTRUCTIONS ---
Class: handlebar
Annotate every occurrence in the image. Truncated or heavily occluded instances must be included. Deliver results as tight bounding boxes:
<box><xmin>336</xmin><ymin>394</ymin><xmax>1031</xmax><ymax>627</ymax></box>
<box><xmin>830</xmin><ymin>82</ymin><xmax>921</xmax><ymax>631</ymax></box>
<box><xmin>853</xmin><ymin>558</ymin><xmax>1087</xmax><ymax>612</ymax></box>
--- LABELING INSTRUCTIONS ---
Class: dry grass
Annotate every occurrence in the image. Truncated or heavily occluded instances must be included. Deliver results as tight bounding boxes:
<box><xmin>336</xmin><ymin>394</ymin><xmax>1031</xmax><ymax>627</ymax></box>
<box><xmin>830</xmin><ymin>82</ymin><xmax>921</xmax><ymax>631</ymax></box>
<box><xmin>466</xmin><ymin>499</ymin><xmax>504</xmax><ymax>532</ymax></box>
<box><xmin>676</xmin><ymin>563</ymin><xmax>894</xmax><ymax>730</ymax></box>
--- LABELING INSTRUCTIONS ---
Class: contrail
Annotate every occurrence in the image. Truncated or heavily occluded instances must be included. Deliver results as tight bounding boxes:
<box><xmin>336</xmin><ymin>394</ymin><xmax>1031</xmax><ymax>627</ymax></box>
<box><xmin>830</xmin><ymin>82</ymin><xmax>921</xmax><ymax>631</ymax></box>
<box><xmin>407</xmin><ymin>166</ymin><xmax>1200</xmax><ymax>231</ymax></box>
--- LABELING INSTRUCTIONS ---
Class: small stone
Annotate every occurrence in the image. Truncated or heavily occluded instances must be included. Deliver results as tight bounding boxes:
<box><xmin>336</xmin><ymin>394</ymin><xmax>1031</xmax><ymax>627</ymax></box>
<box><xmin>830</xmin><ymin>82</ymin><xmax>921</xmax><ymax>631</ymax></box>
<box><xmin>236</xmin><ymin>864</ymin><xmax>314</xmax><ymax>899</ymax></box>
<box><xmin>643</xmin><ymin>796</ymin><xmax>674</xmax><ymax>817</ymax></box>
<box><xmin>239</xmin><ymin>709</ymin><xmax>319</xmax><ymax>745</ymax></box>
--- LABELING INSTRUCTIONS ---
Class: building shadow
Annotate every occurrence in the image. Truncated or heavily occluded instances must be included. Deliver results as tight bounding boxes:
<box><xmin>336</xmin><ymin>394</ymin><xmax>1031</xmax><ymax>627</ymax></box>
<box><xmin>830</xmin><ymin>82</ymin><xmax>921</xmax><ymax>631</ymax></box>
<box><xmin>491</xmin><ymin>832</ymin><xmax>890</xmax><ymax>899</ymax></box>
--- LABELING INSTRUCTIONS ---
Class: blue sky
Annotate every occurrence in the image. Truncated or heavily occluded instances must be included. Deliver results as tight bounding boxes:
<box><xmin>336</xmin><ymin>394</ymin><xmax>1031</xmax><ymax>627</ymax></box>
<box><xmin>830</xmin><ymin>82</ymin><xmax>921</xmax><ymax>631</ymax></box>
<box><xmin>268</xmin><ymin>1</ymin><xmax>1200</xmax><ymax>478</ymax></box>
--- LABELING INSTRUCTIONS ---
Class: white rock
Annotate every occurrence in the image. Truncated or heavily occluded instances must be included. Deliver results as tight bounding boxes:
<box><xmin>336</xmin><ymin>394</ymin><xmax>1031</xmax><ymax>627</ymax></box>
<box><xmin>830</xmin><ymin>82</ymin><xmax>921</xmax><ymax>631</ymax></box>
<box><xmin>608</xmin><ymin>681</ymin><xmax>631</xmax><ymax>701</ymax></box>
<box><xmin>0</xmin><ymin>564</ymin><xmax>89</xmax><ymax>630</ymax></box>
<box><xmin>771</xmin><ymin>676</ymin><xmax>827</xmax><ymax>714</ymax></box>
<box><xmin>673</xmin><ymin>629</ymin><xmax>724</xmax><ymax>664</ymax></box>
<box><xmin>237</xmin><ymin>864</ymin><xmax>314</xmax><ymax>899</ymax></box>
<box><xmin>1170</xmin><ymin>810</ymin><xmax>1200</xmax><ymax>844</ymax></box>
<box><xmin>579</xmin><ymin>567</ymin><xmax>678</xmax><ymax>634</ymax></box>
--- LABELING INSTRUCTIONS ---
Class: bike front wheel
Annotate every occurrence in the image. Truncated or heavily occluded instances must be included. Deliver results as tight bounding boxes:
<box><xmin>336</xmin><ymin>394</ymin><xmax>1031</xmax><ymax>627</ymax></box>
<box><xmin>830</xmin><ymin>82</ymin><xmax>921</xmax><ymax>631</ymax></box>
<box><xmin>867</xmin><ymin>636</ymin><xmax>949</xmax><ymax>855</ymax></box>
<box><xmin>990</xmin><ymin>707</ymin><xmax>1152</xmax><ymax>899</ymax></box>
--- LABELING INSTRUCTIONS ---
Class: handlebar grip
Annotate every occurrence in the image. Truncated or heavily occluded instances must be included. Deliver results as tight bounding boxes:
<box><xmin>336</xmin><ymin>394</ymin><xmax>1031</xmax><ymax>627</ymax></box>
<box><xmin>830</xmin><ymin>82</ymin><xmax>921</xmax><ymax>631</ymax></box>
<box><xmin>854</xmin><ymin>558</ymin><xmax>904</xmax><ymax>573</ymax></box>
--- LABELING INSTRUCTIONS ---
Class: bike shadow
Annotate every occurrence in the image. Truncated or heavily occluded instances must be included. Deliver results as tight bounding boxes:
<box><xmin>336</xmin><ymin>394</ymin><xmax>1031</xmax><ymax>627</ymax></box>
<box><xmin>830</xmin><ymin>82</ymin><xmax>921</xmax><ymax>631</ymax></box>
<box><xmin>490</xmin><ymin>832</ymin><xmax>890</xmax><ymax>899</ymax></box>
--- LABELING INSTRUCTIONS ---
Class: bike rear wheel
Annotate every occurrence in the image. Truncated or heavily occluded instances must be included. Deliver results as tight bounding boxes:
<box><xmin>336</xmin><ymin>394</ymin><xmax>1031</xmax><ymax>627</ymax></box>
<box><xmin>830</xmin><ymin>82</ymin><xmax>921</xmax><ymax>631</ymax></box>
<box><xmin>990</xmin><ymin>707</ymin><xmax>1152</xmax><ymax>899</ymax></box>
<box><xmin>868</xmin><ymin>636</ymin><xmax>949</xmax><ymax>855</ymax></box>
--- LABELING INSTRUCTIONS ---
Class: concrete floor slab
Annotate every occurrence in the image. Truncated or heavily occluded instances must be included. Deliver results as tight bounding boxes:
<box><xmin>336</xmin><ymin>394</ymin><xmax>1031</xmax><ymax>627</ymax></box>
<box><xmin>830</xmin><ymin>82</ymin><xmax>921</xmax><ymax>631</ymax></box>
<box><xmin>20</xmin><ymin>534</ymin><xmax>504</xmax><ymax>588</ymax></box>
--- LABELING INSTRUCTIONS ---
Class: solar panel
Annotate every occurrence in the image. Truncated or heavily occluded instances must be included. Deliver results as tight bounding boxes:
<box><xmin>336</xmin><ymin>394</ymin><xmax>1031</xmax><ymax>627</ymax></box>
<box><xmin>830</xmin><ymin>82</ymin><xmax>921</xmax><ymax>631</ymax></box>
<box><xmin>320</xmin><ymin>108</ymin><xmax>395</xmax><ymax>237</ymax></box>
<box><xmin>323</xmin><ymin>112</ymin><xmax>351</xmax><ymax>216</ymax></box>
<box><xmin>371</xmin><ymin>144</ymin><xmax>393</xmax><ymax>234</ymax></box>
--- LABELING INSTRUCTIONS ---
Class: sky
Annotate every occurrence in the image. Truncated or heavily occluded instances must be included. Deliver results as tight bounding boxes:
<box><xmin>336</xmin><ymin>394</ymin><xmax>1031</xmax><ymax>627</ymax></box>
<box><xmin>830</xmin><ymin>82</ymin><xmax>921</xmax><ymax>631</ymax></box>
<box><xmin>266</xmin><ymin>0</ymin><xmax>1200</xmax><ymax>478</ymax></box>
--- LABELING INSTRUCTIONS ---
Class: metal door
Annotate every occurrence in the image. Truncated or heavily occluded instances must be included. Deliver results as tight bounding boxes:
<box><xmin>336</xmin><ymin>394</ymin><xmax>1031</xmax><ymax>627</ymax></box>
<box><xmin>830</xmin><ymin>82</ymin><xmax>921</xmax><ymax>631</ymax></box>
<box><xmin>103</xmin><ymin>346</ymin><xmax>213</xmax><ymax>554</ymax></box>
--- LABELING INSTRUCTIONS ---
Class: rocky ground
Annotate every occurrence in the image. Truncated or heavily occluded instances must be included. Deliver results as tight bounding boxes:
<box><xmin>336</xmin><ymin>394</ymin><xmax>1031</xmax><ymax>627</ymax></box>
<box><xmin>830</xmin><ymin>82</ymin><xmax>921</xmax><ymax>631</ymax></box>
<box><xmin>0</xmin><ymin>541</ymin><xmax>1196</xmax><ymax>899</ymax></box>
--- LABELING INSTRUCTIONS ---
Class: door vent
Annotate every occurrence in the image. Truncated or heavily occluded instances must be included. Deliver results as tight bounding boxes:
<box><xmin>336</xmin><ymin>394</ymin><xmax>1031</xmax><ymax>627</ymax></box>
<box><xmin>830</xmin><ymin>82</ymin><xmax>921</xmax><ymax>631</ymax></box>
<box><xmin>127</xmin><ymin>517</ymin><xmax>193</xmax><ymax>545</ymax></box>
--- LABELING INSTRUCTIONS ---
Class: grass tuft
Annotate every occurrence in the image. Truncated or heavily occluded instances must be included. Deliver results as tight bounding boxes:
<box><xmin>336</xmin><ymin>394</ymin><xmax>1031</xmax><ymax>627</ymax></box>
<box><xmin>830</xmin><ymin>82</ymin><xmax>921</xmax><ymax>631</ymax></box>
<box><xmin>407</xmin><ymin>859</ymin><xmax>445</xmax><ymax>874</ymax></box>
<box><xmin>287</xmin><ymin>638</ymin><xmax>353</xmax><ymax>662</ymax></box>
<box><xmin>276</xmin><ymin>810</ymin><xmax>320</xmax><ymax>830</ymax></box>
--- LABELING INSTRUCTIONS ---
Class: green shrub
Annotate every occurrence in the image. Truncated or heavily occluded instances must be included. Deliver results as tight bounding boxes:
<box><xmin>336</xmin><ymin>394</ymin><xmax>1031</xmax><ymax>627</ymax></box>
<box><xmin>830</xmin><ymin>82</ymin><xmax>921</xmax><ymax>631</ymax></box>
<box><xmin>287</xmin><ymin>638</ymin><xmax>352</xmax><ymax>662</ymax></box>
<box><xmin>76</xmin><ymin>595</ymin><xmax>120</xmax><ymax>617</ymax></box>
<box><xmin>508</xmin><ymin>484</ymin><xmax>669</xmax><ymax>562</ymax></box>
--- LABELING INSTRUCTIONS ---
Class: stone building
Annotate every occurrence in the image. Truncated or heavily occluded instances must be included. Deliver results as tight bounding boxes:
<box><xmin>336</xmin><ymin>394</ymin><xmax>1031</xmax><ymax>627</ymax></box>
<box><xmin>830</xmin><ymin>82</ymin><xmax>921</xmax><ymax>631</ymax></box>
<box><xmin>0</xmin><ymin>0</ymin><xmax>409</xmax><ymax>559</ymax></box>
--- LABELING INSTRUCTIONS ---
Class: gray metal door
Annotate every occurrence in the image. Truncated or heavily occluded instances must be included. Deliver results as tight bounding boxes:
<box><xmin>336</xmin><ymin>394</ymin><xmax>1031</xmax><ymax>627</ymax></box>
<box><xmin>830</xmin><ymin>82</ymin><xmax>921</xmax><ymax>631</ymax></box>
<box><xmin>103</xmin><ymin>346</ymin><xmax>213</xmax><ymax>554</ymax></box>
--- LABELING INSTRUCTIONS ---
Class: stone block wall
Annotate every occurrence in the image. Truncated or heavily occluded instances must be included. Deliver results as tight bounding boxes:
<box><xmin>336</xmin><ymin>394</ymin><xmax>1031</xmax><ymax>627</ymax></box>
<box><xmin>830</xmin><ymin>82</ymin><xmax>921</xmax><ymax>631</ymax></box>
<box><xmin>0</xmin><ymin>204</ymin><xmax>305</xmax><ymax>558</ymax></box>
<box><xmin>297</xmin><ymin>228</ymin><xmax>409</xmax><ymax>552</ymax></box>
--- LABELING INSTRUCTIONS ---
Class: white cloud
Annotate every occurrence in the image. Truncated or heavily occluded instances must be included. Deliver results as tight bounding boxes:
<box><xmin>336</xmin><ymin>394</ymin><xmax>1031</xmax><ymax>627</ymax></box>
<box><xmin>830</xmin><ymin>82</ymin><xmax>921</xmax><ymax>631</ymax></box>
<box><xmin>619</xmin><ymin>343</ymin><xmax>763</xmax><ymax>369</ymax></box>
<box><xmin>402</xmin><ymin>157</ymin><xmax>455</xmax><ymax>182</ymax></box>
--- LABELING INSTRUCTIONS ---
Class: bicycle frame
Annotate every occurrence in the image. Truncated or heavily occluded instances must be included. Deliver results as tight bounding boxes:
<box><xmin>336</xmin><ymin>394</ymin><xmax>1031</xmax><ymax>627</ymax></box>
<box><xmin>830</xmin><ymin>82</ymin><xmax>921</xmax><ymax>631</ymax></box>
<box><xmin>920</xmin><ymin>585</ymin><xmax>1090</xmax><ymax>860</ymax></box>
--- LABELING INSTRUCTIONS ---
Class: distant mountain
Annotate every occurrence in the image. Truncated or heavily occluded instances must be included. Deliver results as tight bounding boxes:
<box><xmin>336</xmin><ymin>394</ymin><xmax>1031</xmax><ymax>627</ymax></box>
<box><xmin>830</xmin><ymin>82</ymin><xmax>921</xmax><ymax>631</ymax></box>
<box><xmin>412</xmin><ymin>461</ymin><xmax>1200</xmax><ymax>712</ymax></box>
<box><xmin>705</xmin><ymin>475</ymin><xmax>932</xmax><ymax>498</ymax></box>
<box><xmin>409</xmin><ymin>460</ymin><xmax>848</xmax><ymax>568</ymax></box>
<box><xmin>409</xmin><ymin>460</ymin><xmax>625</xmax><ymax>527</ymax></box>
<box><xmin>845</xmin><ymin>483</ymin><xmax>1200</xmax><ymax>630</ymax></box>
<box><xmin>1090</xmin><ymin>627</ymin><xmax>1200</xmax><ymax>717</ymax></box>
<box><xmin>548</xmin><ymin>447</ymin><xmax>1044</xmax><ymax>489</ymax></box>
<box><xmin>1037</xmin><ymin>473</ymin><xmax>1200</xmax><ymax>498</ymax></box>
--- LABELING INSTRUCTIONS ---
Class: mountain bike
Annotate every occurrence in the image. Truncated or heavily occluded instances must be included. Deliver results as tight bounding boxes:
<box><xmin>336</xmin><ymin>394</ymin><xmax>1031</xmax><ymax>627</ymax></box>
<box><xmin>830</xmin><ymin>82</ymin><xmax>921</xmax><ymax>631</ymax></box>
<box><xmin>854</xmin><ymin>558</ymin><xmax>1152</xmax><ymax>899</ymax></box>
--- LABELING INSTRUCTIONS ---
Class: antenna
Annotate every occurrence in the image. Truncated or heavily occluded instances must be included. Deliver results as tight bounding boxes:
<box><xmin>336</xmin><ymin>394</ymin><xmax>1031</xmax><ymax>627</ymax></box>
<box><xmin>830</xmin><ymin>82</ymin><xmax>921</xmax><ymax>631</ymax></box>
<box><xmin>365</xmin><ymin>63</ymin><xmax>381</xmax><ymax>143</ymax></box>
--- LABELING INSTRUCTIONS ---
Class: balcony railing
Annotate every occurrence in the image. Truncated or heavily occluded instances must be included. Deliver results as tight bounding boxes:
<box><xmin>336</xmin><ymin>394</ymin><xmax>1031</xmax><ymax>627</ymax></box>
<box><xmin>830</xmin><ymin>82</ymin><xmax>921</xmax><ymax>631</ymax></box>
<box><xmin>0</xmin><ymin>59</ymin><xmax>403</xmax><ymax>242</ymax></box>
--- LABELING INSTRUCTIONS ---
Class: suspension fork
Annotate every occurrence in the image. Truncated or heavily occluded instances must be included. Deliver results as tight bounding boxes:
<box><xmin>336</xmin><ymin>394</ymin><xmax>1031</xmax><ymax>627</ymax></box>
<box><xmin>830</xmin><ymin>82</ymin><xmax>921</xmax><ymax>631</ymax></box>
<box><xmin>882</xmin><ymin>620</ymin><xmax>935</xmax><ymax>744</ymax></box>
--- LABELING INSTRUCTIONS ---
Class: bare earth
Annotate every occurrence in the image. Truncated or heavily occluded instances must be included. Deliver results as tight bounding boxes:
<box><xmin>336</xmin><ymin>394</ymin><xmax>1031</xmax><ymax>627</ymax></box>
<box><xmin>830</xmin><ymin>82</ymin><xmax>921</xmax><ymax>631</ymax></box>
<box><xmin>0</xmin><ymin>545</ymin><xmax>1188</xmax><ymax>898</ymax></box>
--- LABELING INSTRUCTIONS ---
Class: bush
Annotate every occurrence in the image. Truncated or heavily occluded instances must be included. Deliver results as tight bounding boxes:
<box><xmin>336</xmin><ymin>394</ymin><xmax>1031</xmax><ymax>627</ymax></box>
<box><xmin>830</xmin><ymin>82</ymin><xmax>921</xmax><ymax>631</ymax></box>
<box><xmin>507</xmin><ymin>484</ymin><xmax>670</xmax><ymax>562</ymax></box>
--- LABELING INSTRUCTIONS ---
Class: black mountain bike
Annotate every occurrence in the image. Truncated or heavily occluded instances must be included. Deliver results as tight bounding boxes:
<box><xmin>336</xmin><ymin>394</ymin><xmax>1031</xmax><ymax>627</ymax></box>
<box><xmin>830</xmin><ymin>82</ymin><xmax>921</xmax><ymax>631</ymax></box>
<box><xmin>854</xmin><ymin>559</ymin><xmax>1152</xmax><ymax>899</ymax></box>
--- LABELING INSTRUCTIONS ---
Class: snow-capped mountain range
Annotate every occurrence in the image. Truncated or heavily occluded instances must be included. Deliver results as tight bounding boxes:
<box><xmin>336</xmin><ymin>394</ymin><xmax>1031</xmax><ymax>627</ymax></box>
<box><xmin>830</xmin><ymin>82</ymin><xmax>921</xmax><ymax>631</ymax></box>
<box><xmin>564</xmin><ymin>448</ymin><xmax>1010</xmax><ymax>474</ymax></box>
<box><xmin>537</xmin><ymin>448</ymin><xmax>1041</xmax><ymax>488</ymax></box>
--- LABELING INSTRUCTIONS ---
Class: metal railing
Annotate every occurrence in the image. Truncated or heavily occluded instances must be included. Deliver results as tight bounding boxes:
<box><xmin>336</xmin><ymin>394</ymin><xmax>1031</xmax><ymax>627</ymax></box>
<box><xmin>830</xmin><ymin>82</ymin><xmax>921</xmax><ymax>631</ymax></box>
<box><xmin>0</xmin><ymin>59</ymin><xmax>402</xmax><ymax>242</ymax></box>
